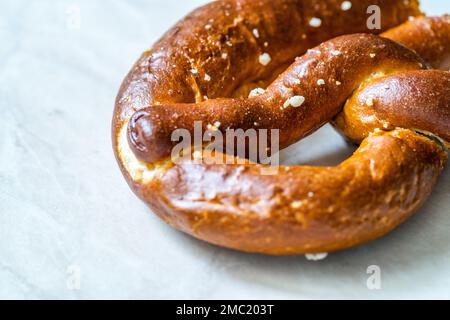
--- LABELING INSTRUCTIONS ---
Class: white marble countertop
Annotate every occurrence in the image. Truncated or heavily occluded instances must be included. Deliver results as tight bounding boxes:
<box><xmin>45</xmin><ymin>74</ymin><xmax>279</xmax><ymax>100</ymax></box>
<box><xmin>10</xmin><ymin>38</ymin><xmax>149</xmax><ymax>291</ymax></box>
<box><xmin>0</xmin><ymin>0</ymin><xmax>449</xmax><ymax>299</ymax></box>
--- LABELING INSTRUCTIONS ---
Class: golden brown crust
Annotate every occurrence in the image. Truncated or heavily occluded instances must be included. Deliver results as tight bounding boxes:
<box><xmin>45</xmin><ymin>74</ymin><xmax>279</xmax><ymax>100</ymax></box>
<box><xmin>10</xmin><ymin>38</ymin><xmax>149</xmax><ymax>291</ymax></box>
<box><xmin>128</xmin><ymin>34</ymin><xmax>428</xmax><ymax>163</ymax></box>
<box><xmin>141</xmin><ymin>130</ymin><xmax>447</xmax><ymax>255</ymax></box>
<box><xmin>382</xmin><ymin>15</ymin><xmax>450</xmax><ymax>70</ymax></box>
<box><xmin>113</xmin><ymin>0</ymin><xmax>421</xmax><ymax>132</ymax></box>
<box><xmin>333</xmin><ymin>70</ymin><xmax>450</xmax><ymax>146</ymax></box>
<box><xmin>111</xmin><ymin>0</ymin><xmax>450</xmax><ymax>255</ymax></box>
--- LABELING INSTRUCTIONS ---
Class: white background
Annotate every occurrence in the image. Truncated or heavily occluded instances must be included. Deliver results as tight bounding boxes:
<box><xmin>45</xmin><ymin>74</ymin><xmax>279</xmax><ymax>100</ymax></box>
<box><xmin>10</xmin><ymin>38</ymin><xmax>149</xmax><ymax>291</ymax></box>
<box><xmin>0</xmin><ymin>0</ymin><xmax>449</xmax><ymax>299</ymax></box>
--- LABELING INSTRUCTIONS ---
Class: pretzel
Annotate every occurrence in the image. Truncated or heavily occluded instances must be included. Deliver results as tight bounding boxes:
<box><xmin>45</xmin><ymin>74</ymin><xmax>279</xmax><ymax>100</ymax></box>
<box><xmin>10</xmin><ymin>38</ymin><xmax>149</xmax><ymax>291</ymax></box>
<box><xmin>113</xmin><ymin>0</ymin><xmax>450</xmax><ymax>255</ymax></box>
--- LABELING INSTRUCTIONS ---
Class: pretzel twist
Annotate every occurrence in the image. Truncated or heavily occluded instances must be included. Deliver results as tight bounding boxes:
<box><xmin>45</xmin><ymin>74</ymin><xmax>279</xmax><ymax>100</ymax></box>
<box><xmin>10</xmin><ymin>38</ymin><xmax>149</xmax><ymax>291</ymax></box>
<box><xmin>113</xmin><ymin>0</ymin><xmax>450</xmax><ymax>255</ymax></box>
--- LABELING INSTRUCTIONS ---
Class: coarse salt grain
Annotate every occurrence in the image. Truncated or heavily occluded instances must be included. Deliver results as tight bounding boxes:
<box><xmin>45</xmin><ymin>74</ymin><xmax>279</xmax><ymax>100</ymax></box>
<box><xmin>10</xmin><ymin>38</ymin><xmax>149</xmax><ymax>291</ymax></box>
<box><xmin>336</xmin><ymin>81</ymin><xmax>342</xmax><ymax>86</ymax></box>
<box><xmin>284</xmin><ymin>95</ymin><xmax>305</xmax><ymax>108</ymax></box>
<box><xmin>309</xmin><ymin>17</ymin><xmax>322</xmax><ymax>27</ymax></box>
<box><xmin>370</xmin><ymin>53</ymin><xmax>376</xmax><ymax>58</ymax></box>
<box><xmin>290</xmin><ymin>96</ymin><xmax>305</xmax><ymax>107</ymax></box>
<box><xmin>259</xmin><ymin>53</ymin><xmax>271</xmax><ymax>66</ymax></box>
<box><xmin>204</xmin><ymin>74</ymin><xmax>211</xmax><ymax>81</ymax></box>
<box><xmin>221</xmin><ymin>52</ymin><xmax>228</xmax><ymax>59</ymax></box>
<box><xmin>252</xmin><ymin>28</ymin><xmax>260</xmax><ymax>38</ymax></box>
<box><xmin>191</xmin><ymin>68</ymin><xmax>198</xmax><ymax>75</ymax></box>
<box><xmin>341</xmin><ymin>1</ymin><xmax>352</xmax><ymax>11</ymax></box>
<box><xmin>317</xmin><ymin>79</ymin><xmax>326</xmax><ymax>86</ymax></box>
<box><xmin>291</xmin><ymin>201</ymin><xmax>303</xmax><ymax>209</ymax></box>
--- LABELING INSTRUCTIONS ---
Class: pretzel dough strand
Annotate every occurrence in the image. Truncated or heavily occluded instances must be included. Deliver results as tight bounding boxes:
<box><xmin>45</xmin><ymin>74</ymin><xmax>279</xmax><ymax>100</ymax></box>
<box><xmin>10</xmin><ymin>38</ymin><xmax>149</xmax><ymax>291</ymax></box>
<box><xmin>113</xmin><ymin>0</ymin><xmax>421</xmax><ymax>122</ymax></box>
<box><xmin>128</xmin><ymin>34</ymin><xmax>428</xmax><ymax>163</ymax></box>
<box><xmin>144</xmin><ymin>129</ymin><xmax>446</xmax><ymax>255</ymax></box>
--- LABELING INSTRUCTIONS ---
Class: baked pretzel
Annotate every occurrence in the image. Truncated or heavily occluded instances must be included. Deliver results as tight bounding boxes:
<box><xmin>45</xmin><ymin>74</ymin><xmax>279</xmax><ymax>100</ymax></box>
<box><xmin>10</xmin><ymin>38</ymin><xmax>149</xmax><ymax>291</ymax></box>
<box><xmin>113</xmin><ymin>0</ymin><xmax>450</xmax><ymax>255</ymax></box>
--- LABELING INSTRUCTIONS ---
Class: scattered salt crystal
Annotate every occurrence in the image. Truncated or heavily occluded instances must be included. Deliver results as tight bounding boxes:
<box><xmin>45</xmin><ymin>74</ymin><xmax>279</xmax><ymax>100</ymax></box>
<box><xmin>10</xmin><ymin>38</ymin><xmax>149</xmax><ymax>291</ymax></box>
<box><xmin>259</xmin><ymin>53</ymin><xmax>271</xmax><ymax>66</ymax></box>
<box><xmin>309</xmin><ymin>17</ymin><xmax>322</xmax><ymax>27</ymax></box>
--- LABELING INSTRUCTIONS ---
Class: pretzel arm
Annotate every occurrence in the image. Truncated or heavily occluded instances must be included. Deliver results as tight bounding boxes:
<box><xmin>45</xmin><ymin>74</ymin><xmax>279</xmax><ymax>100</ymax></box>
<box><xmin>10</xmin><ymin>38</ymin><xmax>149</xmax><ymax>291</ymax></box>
<box><xmin>113</xmin><ymin>0</ymin><xmax>421</xmax><ymax>125</ymax></box>
<box><xmin>128</xmin><ymin>34</ymin><xmax>427</xmax><ymax>163</ymax></box>
<box><xmin>142</xmin><ymin>130</ymin><xmax>447</xmax><ymax>255</ymax></box>
<box><xmin>382</xmin><ymin>15</ymin><xmax>450</xmax><ymax>70</ymax></box>
<box><xmin>334</xmin><ymin>70</ymin><xmax>450</xmax><ymax>146</ymax></box>
<box><xmin>332</xmin><ymin>16</ymin><xmax>450</xmax><ymax>146</ymax></box>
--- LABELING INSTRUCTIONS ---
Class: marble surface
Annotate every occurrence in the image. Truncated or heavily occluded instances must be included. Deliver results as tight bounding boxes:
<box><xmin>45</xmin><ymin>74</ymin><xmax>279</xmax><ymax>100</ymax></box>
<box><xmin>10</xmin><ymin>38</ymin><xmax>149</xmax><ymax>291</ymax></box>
<box><xmin>0</xmin><ymin>0</ymin><xmax>449</xmax><ymax>299</ymax></box>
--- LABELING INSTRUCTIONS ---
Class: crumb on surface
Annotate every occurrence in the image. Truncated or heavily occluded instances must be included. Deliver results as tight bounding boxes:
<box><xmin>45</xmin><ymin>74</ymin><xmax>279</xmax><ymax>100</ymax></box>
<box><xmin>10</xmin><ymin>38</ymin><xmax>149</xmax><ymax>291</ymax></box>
<box><xmin>305</xmin><ymin>253</ymin><xmax>328</xmax><ymax>261</ymax></box>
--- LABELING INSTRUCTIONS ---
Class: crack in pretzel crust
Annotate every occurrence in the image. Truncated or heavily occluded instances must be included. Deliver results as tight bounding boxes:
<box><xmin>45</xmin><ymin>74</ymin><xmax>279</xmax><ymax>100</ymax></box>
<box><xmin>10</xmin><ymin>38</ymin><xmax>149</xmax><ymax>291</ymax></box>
<box><xmin>112</xmin><ymin>0</ymin><xmax>450</xmax><ymax>255</ymax></box>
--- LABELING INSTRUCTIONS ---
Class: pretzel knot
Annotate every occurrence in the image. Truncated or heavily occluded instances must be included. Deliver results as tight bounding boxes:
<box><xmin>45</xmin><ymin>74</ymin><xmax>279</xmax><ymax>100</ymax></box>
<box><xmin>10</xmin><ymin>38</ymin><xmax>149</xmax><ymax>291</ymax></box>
<box><xmin>113</xmin><ymin>0</ymin><xmax>450</xmax><ymax>255</ymax></box>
